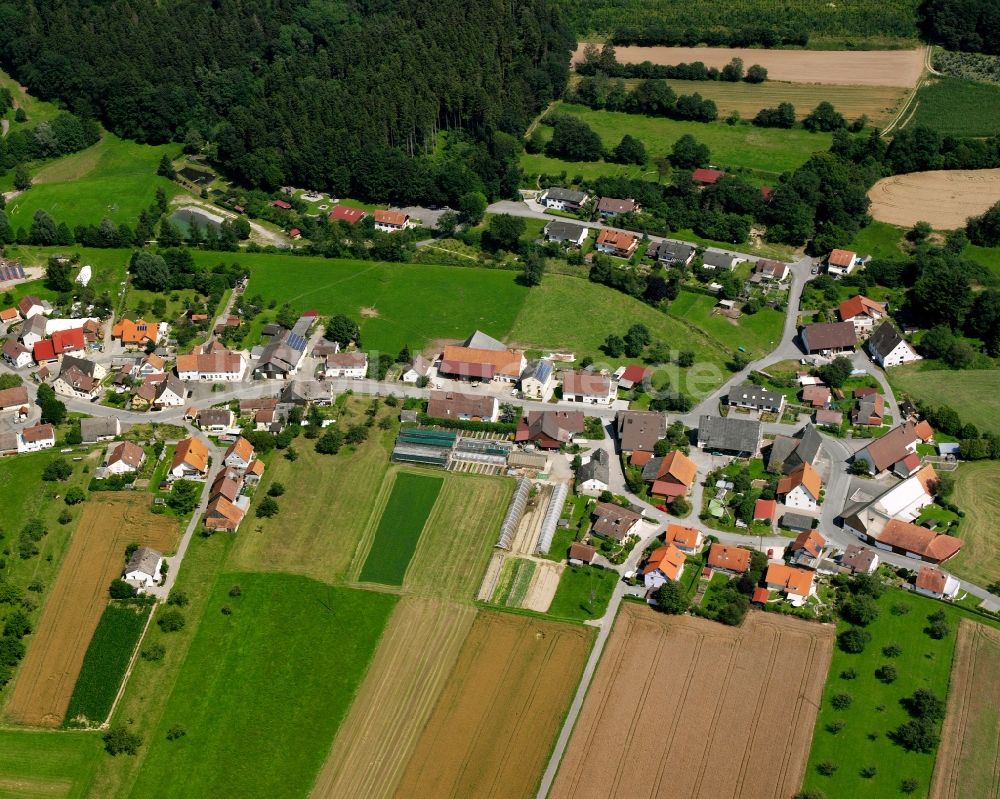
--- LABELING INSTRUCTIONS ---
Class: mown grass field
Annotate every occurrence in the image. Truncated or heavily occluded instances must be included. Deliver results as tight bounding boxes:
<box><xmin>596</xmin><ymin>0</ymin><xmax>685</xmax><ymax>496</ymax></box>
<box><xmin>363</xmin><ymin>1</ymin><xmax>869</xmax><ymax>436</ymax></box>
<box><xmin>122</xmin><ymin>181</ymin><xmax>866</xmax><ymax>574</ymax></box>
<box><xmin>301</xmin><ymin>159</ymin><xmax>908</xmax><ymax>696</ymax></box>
<box><xmin>188</xmin><ymin>250</ymin><xmax>529</xmax><ymax>356</ymax></box>
<box><xmin>947</xmin><ymin>461</ymin><xmax>1000</xmax><ymax>588</ymax></box>
<box><xmin>668</xmin><ymin>290</ymin><xmax>784</xmax><ymax>356</ymax></box>
<box><xmin>910</xmin><ymin>77</ymin><xmax>1000</xmax><ymax>137</ymax></box>
<box><xmin>0</xmin><ymin>728</ymin><xmax>104</xmax><ymax>799</ymax></box>
<box><xmin>4</xmin><ymin>133</ymin><xmax>184</xmax><ymax>229</ymax></box>
<box><xmin>358</xmin><ymin>472</ymin><xmax>444</xmax><ymax>586</ymax></box>
<box><xmin>525</xmin><ymin>102</ymin><xmax>833</xmax><ymax>181</ymax></box>
<box><xmin>849</xmin><ymin>220</ymin><xmax>907</xmax><ymax>260</ymax></box>
<box><xmin>889</xmin><ymin>365</ymin><xmax>1000</xmax><ymax>435</ymax></box>
<box><xmin>803</xmin><ymin>588</ymin><xmax>997</xmax><ymax>798</ymax></box>
<box><xmin>547</xmin><ymin>564</ymin><xmax>617</xmax><ymax>620</ymax></box>
<box><xmin>63</xmin><ymin>601</ymin><xmax>152</xmax><ymax>726</ymax></box>
<box><xmin>129</xmin><ymin>573</ymin><xmax>396</xmax><ymax>799</ymax></box>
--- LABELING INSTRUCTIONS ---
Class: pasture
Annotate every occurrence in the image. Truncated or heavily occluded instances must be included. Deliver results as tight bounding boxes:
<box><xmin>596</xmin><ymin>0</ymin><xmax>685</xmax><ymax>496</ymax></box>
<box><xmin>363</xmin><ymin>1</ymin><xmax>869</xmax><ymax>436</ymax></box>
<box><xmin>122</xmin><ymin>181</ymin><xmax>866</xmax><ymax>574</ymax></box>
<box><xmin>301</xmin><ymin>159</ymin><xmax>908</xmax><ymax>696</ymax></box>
<box><xmin>531</xmin><ymin>103</ymin><xmax>832</xmax><ymax>179</ymax></box>
<box><xmin>129</xmin><ymin>574</ymin><xmax>396</xmax><ymax>799</ymax></box>
<box><xmin>930</xmin><ymin>621</ymin><xmax>1000</xmax><ymax>799</ymax></box>
<box><xmin>596</xmin><ymin>46</ymin><xmax>925</xmax><ymax>88</ymax></box>
<box><xmin>552</xmin><ymin>605</ymin><xmax>832</xmax><ymax>799</ymax></box>
<box><xmin>2</xmin><ymin>245</ymin><xmax>131</xmax><ymax>302</ymax></box>
<box><xmin>948</xmin><ymin>461</ymin><xmax>1000</xmax><ymax>587</ymax></box>
<box><xmin>0</xmin><ymin>729</ymin><xmax>104</xmax><ymax>799</ymax></box>
<box><xmin>889</xmin><ymin>366</ymin><xmax>1000</xmax><ymax>435</ymax></box>
<box><xmin>310</xmin><ymin>598</ymin><xmax>476</xmax><ymax>799</ymax></box>
<box><xmin>668</xmin><ymin>290</ymin><xmax>784</xmax><ymax>358</ymax></box>
<box><xmin>909</xmin><ymin>77</ymin><xmax>1000</xmax><ymax>138</ymax></box>
<box><xmin>63</xmin><ymin>601</ymin><xmax>152</xmax><ymax>726</ymax></box>
<box><xmin>397</xmin><ymin>610</ymin><xmax>592</xmax><ymax>799</ymax></box>
<box><xmin>358</xmin><ymin>472</ymin><xmax>444</xmax><ymax>586</ymax></box>
<box><xmin>803</xmin><ymin>589</ymin><xmax>973</xmax><ymax>798</ymax></box>
<box><xmin>868</xmin><ymin>169</ymin><xmax>1000</xmax><ymax>230</ymax></box>
<box><xmin>0</xmin><ymin>67</ymin><xmax>64</xmax><ymax>126</ymax></box>
<box><xmin>547</xmin><ymin>565</ymin><xmax>617</xmax><ymax>620</ymax></box>
<box><xmin>403</xmin><ymin>474</ymin><xmax>512</xmax><ymax>600</ymax></box>
<box><xmin>189</xmin><ymin>250</ymin><xmax>529</xmax><ymax>356</ymax></box>
<box><xmin>5</xmin><ymin>133</ymin><xmax>184</xmax><ymax>229</ymax></box>
<box><xmin>5</xmin><ymin>495</ymin><xmax>178</xmax><ymax>727</ymax></box>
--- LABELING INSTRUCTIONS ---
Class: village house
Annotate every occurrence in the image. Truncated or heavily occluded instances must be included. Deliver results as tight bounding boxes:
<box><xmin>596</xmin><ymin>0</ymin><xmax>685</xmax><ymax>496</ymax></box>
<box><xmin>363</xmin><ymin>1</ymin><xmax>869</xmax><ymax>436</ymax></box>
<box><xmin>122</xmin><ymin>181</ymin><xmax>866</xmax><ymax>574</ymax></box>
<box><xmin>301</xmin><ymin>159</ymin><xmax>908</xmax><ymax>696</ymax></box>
<box><xmin>223</xmin><ymin>436</ymin><xmax>255</xmax><ymax>471</ymax></box>
<box><xmin>696</xmin><ymin>415</ymin><xmax>761</xmax><ymax>456</ymax></box>
<box><xmin>560</xmin><ymin>370</ymin><xmax>614</xmax><ymax>405</ymax></box>
<box><xmin>853</xmin><ymin>422</ymin><xmax>926</xmax><ymax>475</ymax></box>
<box><xmin>0</xmin><ymin>307</ymin><xmax>20</xmax><ymax>325</ymax></box>
<box><xmin>196</xmin><ymin>408</ymin><xmax>236</xmax><ymax>433</ymax></box>
<box><xmin>594</xmin><ymin>228</ymin><xmax>638</xmax><ymax>258</ymax></box>
<box><xmin>615</xmin><ymin>409</ymin><xmax>667</xmax><ymax>466</ymax></box>
<box><xmin>840</xmin><ymin>544</ymin><xmax>879</xmax><ymax>575</ymax></box>
<box><xmin>766</xmin><ymin>423</ymin><xmax>823</xmax><ymax>475</ymax></box>
<box><xmin>753</xmin><ymin>498</ymin><xmax>777</xmax><ymax>523</ymax></box>
<box><xmin>568</xmin><ymin>542</ymin><xmax>597</xmax><ymax>566</ymax></box>
<box><xmin>590</xmin><ymin>502</ymin><xmax>642</xmax><ymax>542</ymax></box>
<box><xmin>105</xmin><ymin>441</ymin><xmax>146</xmax><ymax>475</ymax></box>
<box><xmin>860</xmin><ymin>518</ymin><xmax>962</xmax><ymax>564</ymax></box>
<box><xmin>176</xmin><ymin>345</ymin><xmax>247</xmax><ymax>381</ymax></box>
<box><xmin>789</xmin><ymin>528</ymin><xmax>826</xmax><ymax>563</ymax></box>
<box><xmin>800</xmin><ymin>321</ymin><xmax>857</xmax><ymax>356</ymax></box>
<box><xmin>244</xmin><ymin>459</ymin><xmax>265</xmax><ymax>484</ymax></box>
<box><xmin>19</xmin><ymin>315</ymin><xmax>48</xmax><ymax>348</ymax></box>
<box><xmin>154</xmin><ymin>375</ymin><xmax>186</xmax><ymax>407</ymax></box>
<box><xmin>701</xmin><ymin>249</ymin><xmax>745</xmax><ymax>271</ymax></box>
<box><xmin>111</xmin><ymin>318</ymin><xmax>158</xmax><ymax>347</ymax></box>
<box><xmin>124</xmin><ymin>547</ymin><xmax>163</xmax><ymax>589</ymax></box>
<box><xmin>754</xmin><ymin>259</ymin><xmax>789</xmax><ymax>282</ymax></box>
<box><xmin>81</xmin><ymin>416</ymin><xmax>121</xmax><ymax>443</ymax></box>
<box><xmin>642</xmin><ymin>449</ymin><xmax>697</xmax><ymax>501</ymax></box>
<box><xmin>867</xmin><ymin>322</ymin><xmax>921</xmax><ymax>368</ymax></box>
<box><xmin>543</xmin><ymin>220</ymin><xmax>589</xmax><ymax>247</ymax></box>
<box><xmin>426</xmin><ymin>391</ymin><xmax>499</xmax><ymax>422</ymax></box>
<box><xmin>765</xmin><ymin>564</ymin><xmax>815</xmax><ymax>602</ymax></box>
<box><xmin>596</xmin><ymin>196</ymin><xmax>638</xmax><ymax>218</ymax></box>
<box><xmin>827</xmin><ymin>248</ymin><xmax>860</xmax><ymax>277</ymax></box>
<box><xmin>18</xmin><ymin>423</ymin><xmax>55</xmax><ymax>453</ymax></box>
<box><xmin>324</xmin><ymin>350</ymin><xmax>368</xmax><ymax>379</ymax></box>
<box><xmin>328</xmin><ymin>205</ymin><xmax>366</xmax><ymax>225</ymax></box>
<box><xmin>576</xmin><ymin>449</ymin><xmax>610</xmax><ymax>496</ymax></box>
<box><xmin>801</xmin><ymin>384</ymin><xmax>833</xmax><ymax>410</ymax></box>
<box><xmin>540</xmin><ymin>187</ymin><xmax>589</xmax><ymax>211</ymax></box>
<box><xmin>727</xmin><ymin>383</ymin><xmax>785</xmax><ymax>415</ymax></box>
<box><xmin>204</xmin><ymin>494</ymin><xmax>245</xmax><ymax>532</ymax></box>
<box><xmin>17</xmin><ymin>295</ymin><xmax>52</xmax><ymax>319</ymax></box>
<box><xmin>643</xmin><ymin>544</ymin><xmax>686</xmax><ymax>589</ymax></box>
<box><xmin>2</xmin><ymin>339</ymin><xmax>32</xmax><ymax>369</ymax></box>
<box><xmin>170</xmin><ymin>437</ymin><xmax>209</xmax><ymax>479</ymax></box>
<box><xmin>515</xmin><ymin>410</ymin><xmax>585</xmax><ymax>449</ymax></box>
<box><xmin>691</xmin><ymin>167</ymin><xmax>724</xmax><ymax>186</ymax></box>
<box><xmin>852</xmin><ymin>388</ymin><xmax>885</xmax><ymax>427</ymax></box>
<box><xmin>707</xmin><ymin>543</ymin><xmax>751</xmax><ymax>574</ymax></box>
<box><xmin>33</xmin><ymin>327</ymin><xmax>87</xmax><ymax>363</ymax></box>
<box><xmin>401</xmin><ymin>355</ymin><xmax>433</xmax><ymax>384</ymax></box>
<box><xmin>254</xmin><ymin>334</ymin><xmax>307</xmax><ymax>379</ymax></box>
<box><xmin>656</xmin><ymin>241</ymin><xmax>696</xmax><ymax>267</ymax></box>
<box><xmin>777</xmin><ymin>462</ymin><xmax>822</xmax><ymax>511</ymax></box>
<box><xmin>438</xmin><ymin>344</ymin><xmax>525</xmax><ymax>384</ymax></box>
<box><xmin>814</xmin><ymin>408</ymin><xmax>843</xmax><ymax>427</ymax></box>
<box><xmin>838</xmin><ymin>296</ymin><xmax>886</xmax><ymax>336</ymax></box>
<box><xmin>520</xmin><ymin>359</ymin><xmax>555</xmax><ymax>401</ymax></box>
<box><xmin>53</xmin><ymin>363</ymin><xmax>101</xmax><ymax>400</ymax></box>
<box><xmin>914</xmin><ymin>565</ymin><xmax>960</xmax><ymax>601</ymax></box>
<box><xmin>0</xmin><ymin>385</ymin><xmax>29</xmax><ymax>413</ymax></box>
<box><xmin>372</xmin><ymin>209</ymin><xmax>410</xmax><ymax>233</ymax></box>
<box><xmin>664</xmin><ymin>523</ymin><xmax>703</xmax><ymax>554</ymax></box>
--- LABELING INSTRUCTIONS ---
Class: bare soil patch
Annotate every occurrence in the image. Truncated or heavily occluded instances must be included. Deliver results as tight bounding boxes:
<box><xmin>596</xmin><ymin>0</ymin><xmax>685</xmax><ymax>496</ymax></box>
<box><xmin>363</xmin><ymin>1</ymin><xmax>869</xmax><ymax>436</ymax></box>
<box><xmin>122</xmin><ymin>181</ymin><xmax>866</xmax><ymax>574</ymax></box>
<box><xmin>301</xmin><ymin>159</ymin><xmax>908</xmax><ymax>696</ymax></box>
<box><xmin>311</xmin><ymin>597</ymin><xmax>476</xmax><ymax>799</ymax></box>
<box><xmin>395</xmin><ymin>610</ymin><xmax>592</xmax><ymax>799</ymax></box>
<box><xmin>869</xmin><ymin>169</ymin><xmax>1000</xmax><ymax>229</ymax></box>
<box><xmin>6</xmin><ymin>496</ymin><xmax>178</xmax><ymax>727</ymax></box>
<box><xmin>551</xmin><ymin>605</ymin><xmax>833</xmax><ymax>799</ymax></box>
<box><xmin>360</xmin><ymin>306</ymin><xmax>379</xmax><ymax>318</ymax></box>
<box><xmin>579</xmin><ymin>45</ymin><xmax>924</xmax><ymax>88</ymax></box>
<box><xmin>522</xmin><ymin>560</ymin><xmax>564</xmax><ymax>612</ymax></box>
<box><xmin>930</xmin><ymin>620</ymin><xmax>1000</xmax><ymax>799</ymax></box>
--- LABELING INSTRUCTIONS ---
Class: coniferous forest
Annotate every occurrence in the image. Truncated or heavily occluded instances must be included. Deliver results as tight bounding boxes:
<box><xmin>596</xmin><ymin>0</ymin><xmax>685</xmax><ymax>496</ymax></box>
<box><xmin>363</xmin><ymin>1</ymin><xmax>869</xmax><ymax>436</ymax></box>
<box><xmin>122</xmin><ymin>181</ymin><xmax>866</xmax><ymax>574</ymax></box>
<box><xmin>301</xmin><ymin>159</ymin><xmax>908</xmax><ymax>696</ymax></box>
<box><xmin>0</xmin><ymin>0</ymin><xmax>574</xmax><ymax>203</ymax></box>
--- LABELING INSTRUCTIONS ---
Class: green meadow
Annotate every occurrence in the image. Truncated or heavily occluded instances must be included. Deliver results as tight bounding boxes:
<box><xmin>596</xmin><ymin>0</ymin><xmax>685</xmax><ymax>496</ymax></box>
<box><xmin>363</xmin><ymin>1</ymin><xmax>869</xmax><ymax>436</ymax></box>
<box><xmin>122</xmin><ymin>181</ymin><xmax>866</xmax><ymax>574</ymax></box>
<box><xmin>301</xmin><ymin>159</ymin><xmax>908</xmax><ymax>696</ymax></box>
<box><xmin>0</xmin><ymin>729</ymin><xmax>104</xmax><ymax>799</ymax></box>
<box><xmin>889</xmin><ymin>364</ymin><xmax>1000</xmax><ymax>435</ymax></box>
<box><xmin>547</xmin><ymin>565</ymin><xmax>617</xmax><ymax>620</ymax></box>
<box><xmin>128</xmin><ymin>573</ymin><xmax>396</xmax><ymax>799</ymax></box>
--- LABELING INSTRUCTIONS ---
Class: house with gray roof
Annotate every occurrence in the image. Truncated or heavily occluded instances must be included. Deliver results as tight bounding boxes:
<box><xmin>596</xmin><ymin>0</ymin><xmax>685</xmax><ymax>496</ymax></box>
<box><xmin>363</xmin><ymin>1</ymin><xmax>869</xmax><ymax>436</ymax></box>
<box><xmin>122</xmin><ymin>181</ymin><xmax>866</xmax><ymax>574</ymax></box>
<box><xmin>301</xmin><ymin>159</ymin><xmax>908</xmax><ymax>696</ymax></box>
<box><xmin>543</xmin><ymin>220</ymin><xmax>589</xmax><ymax>247</ymax></box>
<box><xmin>766</xmin><ymin>423</ymin><xmax>822</xmax><ymax>474</ymax></box>
<box><xmin>867</xmin><ymin>321</ymin><xmax>921</xmax><ymax>368</ymax></box>
<box><xmin>540</xmin><ymin>187</ymin><xmax>589</xmax><ymax>211</ymax></box>
<box><xmin>801</xmin><ymin>321</ymin><xmax>857</xmax><ymax>355</ymax></box>
<box><xmin>576</xmin><ymin>448</ymin><xmax>610</xmax><ymax>496</ymax></box>
<box><xmin>696</xmin><ymin>415</ymin><xmax>761</xmax><ymax>456</ymax></box>
<box><xmin>727</xmin><ymin>384</ymin><xmax>785</xmax><ymax>414</ymax></box>
<box><xmin>520</xmin><ymin>359</ymin><xmax>555</xmax><ymax>401</ymax></box>
<box><xmin>462</xmin><ymin>330</ymin><xmax>506</xmax><ymax>351</ymax></box>
<box><xmin>81</xmin><ymin>416</ymin><xmax>122</xmax><ymax>443</ymax></box>
<box><xmin>124</xmin><ymin>546</ymin><xmax>163</xmax><ymax>590</ymax></box>
<box><xmin>701</xmin><ymin>249</ymin><xmax>745</xmax><ymax>270</ymax></box>
<box><xmin>656</xmin><ymin>240</ymin><xmax>696</xmax><ymax>266</ymax></box>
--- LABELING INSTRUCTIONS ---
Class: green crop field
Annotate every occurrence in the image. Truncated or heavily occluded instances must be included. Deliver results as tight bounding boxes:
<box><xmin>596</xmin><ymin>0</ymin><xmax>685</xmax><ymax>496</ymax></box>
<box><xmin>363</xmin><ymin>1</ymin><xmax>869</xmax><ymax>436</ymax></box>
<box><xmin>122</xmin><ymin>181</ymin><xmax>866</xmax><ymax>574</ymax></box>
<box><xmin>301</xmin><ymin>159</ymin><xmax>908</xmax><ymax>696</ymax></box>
<box><xmin>128</xmin><ymin>573</ymin><xmax>396</xmax><ymax>799</ymax></box>
<box><xmin>889</xmin><ymin>365</ymin><xmax>1000</xmax><ymax>435</ymax></box>
<box><xmin>491</xmin><ymin>558</ymin><xmax>537</xmax><ymax>606</ymax></box>
<box><xmin>909</xmin><ymin>77</ymin><xmax>1000</xmax><ymax>137</ymax></box>
<box><xmin>547</xmin><ymin>565</ymin><xmax>617</xmax><ymax>620</ymax></box>
<box><xmin>803</xmin><ymin>588</ymin><xmax>998</xmax><ymax>798</ymax></box>
<box><xmin>359</xmin><ymin>472</ymin><xmax>444</xmax><ymax>586</ymax></box>
<box><xmin>525</xmin><ymin>102</ymin><xmax>833</xmax><ymax>181</ymax></box>
<box><xmin>64</xmin><ymin>601</ymin><xmax>153</xmax><ymax>726</ymax></box>
<box><xmin>3</xmin><ymin>133</ymin><xmax>185</xmax><ymax>229</ymax></box>
<box><xmin>188</xmin><ymin>250</ymin><xmax>529</xmax><ymax>356</ymax></box>
<box><xmin>0</xmin><ymin>729</ymin><xmax>104</xmax><ymax>799</ymax></box>
<box><xmin>947</xmin><ymin>461</ymin><xmax>1000</xmax><ymax>588</ymax></box>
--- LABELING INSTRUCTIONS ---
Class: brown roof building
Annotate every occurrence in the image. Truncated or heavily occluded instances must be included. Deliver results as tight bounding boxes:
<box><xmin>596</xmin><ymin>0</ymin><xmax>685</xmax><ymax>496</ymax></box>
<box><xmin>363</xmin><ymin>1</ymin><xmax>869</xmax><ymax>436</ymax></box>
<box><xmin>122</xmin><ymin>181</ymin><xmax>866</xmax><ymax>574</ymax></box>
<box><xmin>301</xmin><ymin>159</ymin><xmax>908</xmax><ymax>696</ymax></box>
<box><xmin>591</xmin><ymin>502</ymin><xmax>642</xmax><ymax>542</ymax></box>
<box><xmin>515</xmin><ymin>410</ymin><xmax>585</xmax><ymax>449</ymax></box>
<box><xmin>616</xmin><ymin>410</ymin><xmax>667</xmax><ymax>454</ymax></box>
<box><xmin>426</xmin><ymin>391</ymin><xmax>498</xmax><ymax>422</ymax></box>
<box><xmin>707</xmin><ymin>543</ymin><xmax>751</xmax><ymax>573</ymax></box>
<box><xmin>877</xmin><ymin>519</ymin><xmax>963</xmax><ymax>563</ymax></box>
<box><xmin>801</xmin><ymin>321</ymin><xmax>857</xmax><ymax>354</ymax></box>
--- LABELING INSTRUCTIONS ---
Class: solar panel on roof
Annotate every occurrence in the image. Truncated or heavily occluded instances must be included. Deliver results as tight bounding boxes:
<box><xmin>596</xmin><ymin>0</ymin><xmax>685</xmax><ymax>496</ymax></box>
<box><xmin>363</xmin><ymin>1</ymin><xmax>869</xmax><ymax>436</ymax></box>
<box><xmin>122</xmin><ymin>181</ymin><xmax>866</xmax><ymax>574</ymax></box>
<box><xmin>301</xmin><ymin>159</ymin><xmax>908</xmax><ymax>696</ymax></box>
<box><xmin>286</xmin><ymin>333</ymin><xmax>307</xmax><ymax>352</ymax></box>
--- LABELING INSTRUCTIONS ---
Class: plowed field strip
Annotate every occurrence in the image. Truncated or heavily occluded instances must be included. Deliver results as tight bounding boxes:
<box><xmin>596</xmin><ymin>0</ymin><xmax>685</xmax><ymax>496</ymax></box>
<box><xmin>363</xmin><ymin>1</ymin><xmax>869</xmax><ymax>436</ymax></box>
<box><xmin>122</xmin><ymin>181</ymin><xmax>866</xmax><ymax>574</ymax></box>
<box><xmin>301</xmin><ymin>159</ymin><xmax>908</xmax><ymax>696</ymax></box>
<box><xmin>310</xmin><ymin>598</ymin><xmax>475</xmax><ymax>799</ymax></box>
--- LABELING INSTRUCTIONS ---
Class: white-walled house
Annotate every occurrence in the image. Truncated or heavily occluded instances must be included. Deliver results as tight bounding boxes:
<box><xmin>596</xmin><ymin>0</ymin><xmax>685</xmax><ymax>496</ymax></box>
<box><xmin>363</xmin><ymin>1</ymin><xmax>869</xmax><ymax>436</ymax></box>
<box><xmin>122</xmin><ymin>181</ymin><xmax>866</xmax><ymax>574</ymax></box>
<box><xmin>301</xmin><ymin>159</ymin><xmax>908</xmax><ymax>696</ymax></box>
<box><xmin>777</xmin><ymin>463</ymin><xmax>822</xmax><ymax>512</ymax></box>
<box><xmin>540</xmin><ymin>187</ymin><xmax>589</xmax><ymax>211</ymax></box>
<box><xmin>18</xmin><ymin>423</ymin><xmax>55</xmax><ymax>453</ymax></box>
<box><xmin>223</xmin><ymin>437</ymin><xmax>255</xmax><ymax>470</ymax></box>
<box><xmin>867</xmin><ymin>322</ymin><xmax>921</xmax><ymax>368</ymax></box>
<box><xmin>124</xmin><ymin>547</ymin><xmax>163</xmax><ymax>589</ymax></box>
<box><xmin>105</xmin><ymin>441</ymin><xmax>146</xmax><ymax>475</ymax></box>
<box><xmin>643</xmin><ymin>544</ymin><xmax>686</xmax><ymax>590</ymax></box>
<box><xmin>324</xmin><ymin>351</ymin><xmax>368</xmax><ymax>379</ymax></box>
<box><xmin>915</xmin><ymin>565</ymin><xmax>960</xmax><ymax>600</ymax></box>
<box><xmin>560</xmin><ymin>370</ymin><xmax>614</xmax><ymax>405</ymax></box>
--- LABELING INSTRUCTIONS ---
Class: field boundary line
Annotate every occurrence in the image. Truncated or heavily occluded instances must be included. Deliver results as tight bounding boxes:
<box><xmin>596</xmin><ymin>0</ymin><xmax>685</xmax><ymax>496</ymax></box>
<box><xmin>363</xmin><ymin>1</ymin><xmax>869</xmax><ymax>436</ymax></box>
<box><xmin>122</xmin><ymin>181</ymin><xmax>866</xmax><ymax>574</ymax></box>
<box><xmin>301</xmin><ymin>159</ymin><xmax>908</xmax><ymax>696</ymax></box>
<box><xmin>101</xmin><ymin>603</ymin><xmax>158</xmax><ymax>729</ymax></box>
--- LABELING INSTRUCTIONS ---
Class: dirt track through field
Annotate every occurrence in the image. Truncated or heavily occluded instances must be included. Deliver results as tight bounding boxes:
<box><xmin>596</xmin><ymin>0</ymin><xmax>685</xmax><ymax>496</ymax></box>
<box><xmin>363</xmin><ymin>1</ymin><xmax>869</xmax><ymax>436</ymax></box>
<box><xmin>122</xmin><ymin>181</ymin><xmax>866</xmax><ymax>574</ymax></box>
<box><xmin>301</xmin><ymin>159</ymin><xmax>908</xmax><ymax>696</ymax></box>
<box><xmin>551</xmin><ymin>605</ymin><xmax>833</xmax><ymax>799</ymax></box>
<box><xmin>310</xmin><ymin>598</ymin><xmax>476</xmax><ymax>799</ymax></box>
<box><xmin>395</xmin><ymin>610</ymin><xmax>591</xmax><ymax>799</ymax></box>
<box><xmin>577</xmin><ymin>45</ymin><xmax>925</xmax><ymax>88</ymax></box>
<box><xmin>930</xmin><ymin>620</ymin><xmax>1000</xmax><ymax>799</ymax></box>
<box><xmin>5</xmin><ymin>496</ymin><xmax>178</xmax><ymax>727</ymax></box>
<box><xmin>869</xmin><ymin>169</ymin><xmax>1000</xmax><ymax>229</ymax></box>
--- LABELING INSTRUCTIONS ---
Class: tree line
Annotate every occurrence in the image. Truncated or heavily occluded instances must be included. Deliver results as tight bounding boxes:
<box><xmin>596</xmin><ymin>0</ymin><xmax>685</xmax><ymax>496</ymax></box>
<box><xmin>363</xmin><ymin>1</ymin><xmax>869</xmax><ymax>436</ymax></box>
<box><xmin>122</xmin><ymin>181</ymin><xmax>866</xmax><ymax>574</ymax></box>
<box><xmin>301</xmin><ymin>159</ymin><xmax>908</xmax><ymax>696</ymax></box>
<box><xmin>0</xmin><ymin>0</ymin><xmax>574</xmax><ymax>205</ymax></box>
<box><xmin>0</xmin><ymin>112</ymin><xmax>100</xmax><ymax>186</ymax></box>
<box><xmin>919</xmin><ymin>0</ymin><xmax>1000</xmax><ymax>55</ymax></box>
<box><xmin>576</xmin><ymin>44</ymin><xmax>767</xmax><ymax>83</ymax></box>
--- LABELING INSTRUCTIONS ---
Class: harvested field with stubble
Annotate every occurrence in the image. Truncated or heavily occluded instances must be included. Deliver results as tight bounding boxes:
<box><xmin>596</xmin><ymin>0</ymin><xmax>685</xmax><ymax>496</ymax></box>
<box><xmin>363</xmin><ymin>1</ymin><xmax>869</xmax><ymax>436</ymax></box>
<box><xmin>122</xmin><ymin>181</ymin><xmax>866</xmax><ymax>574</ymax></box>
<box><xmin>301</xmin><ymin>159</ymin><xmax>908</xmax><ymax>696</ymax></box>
<box><xmin>552</xmin><ymin>605</ymin><xmax>833</xmax><ymax>799</ymax></box>
<box><xmin>582</xmin><ymin>45</ymin><xmax>925</xmax><ymax>87</ymax></box>
<box><xmin>310</xmin><ymin>598</ymin><xmax>476</xmax><ymax>799</ymax></box>
<box><xmin>5</xmin><ymin>496</ymin><xmax>178</xmax><ymax>727</ymax></box>
<box><xmin>930</xmin><ymin>621</ymin><xmax>1000</xmax><ymax>799</ymax></box>
<box><xmin>869</xmin><ymin>169</ymin><xmax>1000</xmax><ymax>229</ymax></box>
<box><xmin>395</xmin><ymin>610</ymin><xmax>592</xmax><ymax>799</ymax></box>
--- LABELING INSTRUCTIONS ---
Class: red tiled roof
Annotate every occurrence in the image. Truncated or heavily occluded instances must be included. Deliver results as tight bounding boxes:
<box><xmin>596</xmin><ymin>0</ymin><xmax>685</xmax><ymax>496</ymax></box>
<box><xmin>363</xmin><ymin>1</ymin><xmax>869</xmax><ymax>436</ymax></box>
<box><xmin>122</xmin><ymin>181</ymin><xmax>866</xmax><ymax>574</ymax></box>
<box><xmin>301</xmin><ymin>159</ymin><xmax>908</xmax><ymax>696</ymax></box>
<box><xmin>828</xmin><ymin>249</ymin><xmax>856</xmax><ymax>267</ymax></box>
<box><xmin>374</xmin><ymin>209</ymin><xmax>408</xmax><ymax>226</ymax></box>
<box><xmin>51</xmin><ymin>328</ymin><xmax>85</xmax><ymax>354</ymax></box>
<box><xmin>707</xmin><ymin>543</ymin><xmax>751</xmax><ymax>573</ymax></box>
<box><xmin>753</xmin><ymin>498</ymin><xmax>777</xmax><ymax>521</ymax></box>
<box><xmin>329</xmin><ymin>205</ymin><xmax>366</xmax><ymax>224</ymax></box>
<box><xmin>271</xmin><ymin>199</ymin><xmax>292</xmax><ymax>210</ymax></box>
<box><xmin>692</xmin><ymin>168</ymin><xmax>724</xmax><ymax>184</ymax></box>
<box><xmin>32</xmin><ymin>340</ymin><xmax>56</xmax><ymax>362</ymax></box>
